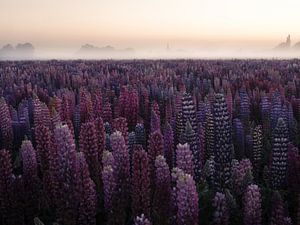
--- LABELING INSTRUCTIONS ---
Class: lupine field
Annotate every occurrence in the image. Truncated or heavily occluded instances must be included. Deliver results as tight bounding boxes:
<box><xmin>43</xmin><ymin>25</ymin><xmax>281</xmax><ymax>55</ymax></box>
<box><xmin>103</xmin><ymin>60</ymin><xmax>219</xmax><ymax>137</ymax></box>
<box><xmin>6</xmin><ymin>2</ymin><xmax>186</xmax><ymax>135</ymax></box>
<box><xmin>0</xmin><ymin>59</ymin><xmax>300</xmax><ymax>225</ymax></box>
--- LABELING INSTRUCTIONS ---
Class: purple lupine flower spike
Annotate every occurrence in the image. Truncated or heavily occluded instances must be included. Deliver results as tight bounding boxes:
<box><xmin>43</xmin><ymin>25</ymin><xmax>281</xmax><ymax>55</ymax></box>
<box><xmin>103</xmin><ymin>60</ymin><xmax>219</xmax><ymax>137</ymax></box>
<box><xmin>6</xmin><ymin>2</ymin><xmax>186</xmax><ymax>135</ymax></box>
<box><xmin>20</xmin><ymin>140</ymin><xmax>40</xmax><ymax>223</ymax></box>
<box><xmin>270</xmin><ymin>118</ymin><xmax>288</xmax><ymax>189</ymax></box>
<box><xmin>131</xmin><ymin>146</ymin><xmax>151</xmax><ymax>218</ymax></box>
<box><xmin>76</xmin><ymin>152</ymin><xmax>97</xmax><ymax>225</ymax></box>
<box><xmin>175</xmin><ymin>171</ymin><xmax>199</xmax><ymax>225</ymax></box>
<box><xmin>212</xmin><ymin>192</ymin><xmax>229</xmax><ymax>225</ymax></box>
<box><xmin>153</xmin><ymin>155</ymin><xmax>171</xmax><ymax>225</ymax></box>
<box><xmin>243</xmin><ymin>184</ymin><xmax>261</xmax><ymax>225</ymax></box>
<box><xmin>176</xmin><ymin>143</ymin><xmax>194</xmax><ymax>177</ymax></box>
<box><xmin>110</xmin><ymin>131</ymin><xmax>130</xmax><ymax>225</ymax></box>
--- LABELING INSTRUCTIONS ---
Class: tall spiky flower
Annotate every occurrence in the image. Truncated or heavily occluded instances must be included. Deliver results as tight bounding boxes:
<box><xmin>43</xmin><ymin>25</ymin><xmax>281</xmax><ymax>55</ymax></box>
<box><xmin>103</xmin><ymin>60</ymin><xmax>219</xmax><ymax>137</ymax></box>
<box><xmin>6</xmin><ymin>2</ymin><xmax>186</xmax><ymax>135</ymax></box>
<box><xmin>112</xmin><ymin>117</ymin><xmax>129</xmax><ymax>143</ymax></box>
<box><xmin>252</xmin><ymin>125</ymin><xmax>263</xmax><ymax>179</ymax></box>
<box><xmin>243</xmin><ymin>184</ymin><xmax>261</xmax><ymax>225</ymax></box>
<box><xmin>148</xmin><ymin>130</ymin><xmax>164</xmax><ymax>184</ymax></box>
<box><xmin>33</xmin><ymin>97</ymin><xmax>51</xmax><ymax>129</ymax></box>
<box><xmin>176</xmin><ymin>143</ymin><xmax>194</xmax><ymax>177</ymax></box>
<box><xmin>231</xmin><ymin>159</ymin><xmax>253</xmax><ymax>195</ymax></box>
<box><xmin>20</xmin><ymin>140</ymin><xmax>39</xmax><ymax>223</ymax></box>
<box><xmin>239</xmin><ymin>88</ymin><xmax>250</xmax><ymax>132</ymax></box>
<box><xmin>184</xmin><ymin>121</ymin><xmax>201</xmax><ymax>181</ymax></box>
<box><xmin>182</xmin><ymin>92</ymin><xmax>197</xmax><ymax>133</ymax></box>
<box><xmin>164</xmin><ymin>122</ymin><xmax>174</xmax><ymax>169</ymax></box>
<box><xmin>95</xmin><ymin>116</ymin><xmax>106</xmax><ymax>161</ymax></box>
<box><xmin>205</xmin><ymin>107</ymin><xmax>215</xmax><ymax>160</ymax></box>
<box><xmin>51</xmin><ymin>124</ymin><xmax>78</xmax><ymax>224</ymax></box>
<box><xmin>270</xmin><ymin>91</ymin><xmax>282</xmax><ymax>131</ymax></box>
<box><xmin>287</xmin><ymin>144</ymin><xmax>300</xmax><ymax>192</ymax></box>
<box><xmin>233</xmin><ymin>118</ymin><xmax>245</xmax><ymax>159</ymax></box>
<box><xmin>151</xmin><ymin>110</ymin><xmax>161</xmax><ymax>133</ymax></box>
<box><xmin>270</xmin><ymin>191</ymin><xmax>285</xmax><ymax>225</ymax></box>
<box><xmin>0</xmin><ymin>97</ymin><xmax>13</xmax><ymax>150</ymax></box>
<box><xmin>203</xmin><ymin>156</ymin><xmax>216</xmax><ymax>189</ymax></box>
<box><xmin>260</xmin><ymin>95</ymin><xmax>271</xmax><ymax>136</ymax></box>
<box><xmin>35</xmin><ymin>124</ymin><xmax>52</xmax><ymax>175</ymax></box>
<box><xmin>92</xmin><ymin>91</ymin><xmax>102</xmax><ymax>118</ymax></box>
<box><xmin>110</xmin><ymin>131</ymin><xmax>130</xmax><ymax>225</ymax></box>
<box><xmin>134</xmin><ymin>214</ymin><xmax>152</xmax><ymax>225</ymax></box>
<box><xmin>79</xmin><ymin>121</ymin><xmax>102</xmax><ymax>188</ymax></box>
<box><xmin>153</xmin><ymin>155</ymin><xmax>171</xmax><ymax>225</ymax></box>
<box><xmin>0</xmin><ymin>149</ymin><xmax>24</xmax><ymax>225</ymax></box>
<box><xmin>176</xmin><ymin>171</ymin><xmax>199</xmax><ymax>225</ymax></box>
<box><xmin>197</xmin><ymin>123</ymin><xmax>205</xmax><ymax>166</ymax></box>
<box><xmin>76</xmin><ymin>152</ymin><xmax>97</xmax><ymax>225</ymax></box>
<box><xmin>131</xmin><ymin>147</ymin><xmax>150</xmax><ymax>218</ymax></box>
<box><xmin>213</xmin><ymin>93</ymin><xmax>233</xmax><ymax>191</ymax></box>
<box><xmin>102</xmin><ymin>101</ymin><xmax>112</xmax><ymax>124</ymax></box>
<box><xmin>128</xmin><ymin>131</ymin><xmax>136</xmax><ymax>173</ymax></box>
<box><xmin>212</xmin><ymin>192</ymin><xmax>229</xmax><ymax>225</ymax></box>
<box><xmin>176</xmin><ymin>111</ymin><xmax>185</xmax><ymax>144</ymax></box>
<box><xmin>102</xmin><ymin>150</ymin><xmax>116</xmax><ymax>225</ymax></box>
<box><xmin>270</xmin><ymin>118</ymin><xmax>288</xmax><ymax>189</ymax></box>
<box><xmin>135</xmin><ymin>123</ymin><xmax>146</xmax><ymax>148</ymax></box>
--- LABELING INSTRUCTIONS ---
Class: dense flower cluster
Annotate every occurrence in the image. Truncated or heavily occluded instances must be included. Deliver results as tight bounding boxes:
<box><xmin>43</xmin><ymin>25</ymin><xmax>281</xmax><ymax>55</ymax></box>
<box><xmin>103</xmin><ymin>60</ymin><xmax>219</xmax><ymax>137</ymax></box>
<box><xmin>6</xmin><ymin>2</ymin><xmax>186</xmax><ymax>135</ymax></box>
<box><xmin>0</xmin><ymin>59</ymin><xmax>300</xmax><ymax>224</ymax></box>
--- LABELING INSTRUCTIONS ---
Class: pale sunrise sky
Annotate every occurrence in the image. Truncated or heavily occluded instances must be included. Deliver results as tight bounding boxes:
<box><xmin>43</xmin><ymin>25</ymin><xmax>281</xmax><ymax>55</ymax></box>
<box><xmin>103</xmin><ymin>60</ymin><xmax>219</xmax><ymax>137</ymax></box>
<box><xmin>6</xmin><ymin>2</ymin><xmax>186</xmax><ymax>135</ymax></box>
<box><xmin>1</xmin><ymin>0</ymin><xmax>300</xmax><ymax>52</ymax></box>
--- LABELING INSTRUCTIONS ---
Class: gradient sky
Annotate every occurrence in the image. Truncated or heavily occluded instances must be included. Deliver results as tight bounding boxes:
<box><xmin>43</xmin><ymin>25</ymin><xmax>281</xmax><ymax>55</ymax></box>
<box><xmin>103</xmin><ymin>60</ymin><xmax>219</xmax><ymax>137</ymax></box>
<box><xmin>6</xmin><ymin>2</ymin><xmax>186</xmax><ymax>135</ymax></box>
<box><xmin>1</xmin><ymin>0</ymin><xmax>300</xmax><ymax>51</ymax></box>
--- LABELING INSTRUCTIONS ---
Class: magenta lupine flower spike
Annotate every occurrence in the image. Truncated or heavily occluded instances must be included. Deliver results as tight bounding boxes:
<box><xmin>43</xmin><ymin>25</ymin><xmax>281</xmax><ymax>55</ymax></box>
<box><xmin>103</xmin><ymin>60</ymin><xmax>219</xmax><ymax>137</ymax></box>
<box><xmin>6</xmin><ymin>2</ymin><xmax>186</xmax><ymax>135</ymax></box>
<box><xmin>35</xmin><ymin>123</ymin><xmax>52</xmax><ymax>175</ymax></box>
<box><xmin>76</xmin><ymin>152</ymin><xmax>97</xmax><ymax>225</ymax></box>
<box><xmin>184</xmin><ymin>121</ymin><xmax>201</xmax><ymax>181</ymax></box>
<box><xmin>134</xmin><ymin>214</ymin><xmax>152</xmax><ymax>225</ymax></box>
<box><xmin>212</xmin><ymin>192</ymin><xmax>229</xmax><ymax>225</ymax></box>
<box><xmin>176</xmin><ymin>171</ymin><xmax>199</xmax><ymax>225</ymax></box>
<box><xmin>20</xmin><ymin>140</ymin><xmax>39</xmax><ymax>222</ymax></box>
<box><xmin>164</xmin><ymin>122</ymin><xmax>174</xmax><ymax>169</ymax></box>
<box><xmin>0</xmin><ymin>97</ymin><xmax>13</xmax><ymax>150</ymax></box>
<box><xmin>148</xmin><ymin>130</ymin><xmax>164</xmax><ymax>184</ymax></box>
<box><xmin>153</xmin><ymin>155</ymin><xmax>171</xmax><ymax>225</ymax></box>
<box><xmin>95</xmin><ymin>116</ymin><xmax>106</xmax><ymax>161</ymax></box>
<box><xmin>243</xmin><ymin>184</ymin><xmax>261</xmax><ymax>225</ymax></box>
<box><xmin>103</xmin><ymin>101</ymin><xmax>112</xmax><ymax>124</ymax></box>
<box><xmin>231</xmin><ymin>159</ymin><xmax>253</xmax><ymax>195</ymax></box>
<box><xmin>176</xmin><ymin>143</ymin><xmax>194</xmax><ymax>177</ymax></box>
<box><xmin>112</xmin><ymin>117</ymin><xmax>129</xmax><ymax>143</ymax></box>
<box><xmin>131</xmin><ymin>146</ymin><xmax>151</xmax><ymax>218</ymax></box>
<box><xmin>79</xmin><ymin>120</ymin><xmax>102</xmax><ymax>188</ymax></box>
<box><xmin>151</xmin><ymin>110</ymin><xmax>161</xmax><ymax>133</ymax></box>
<box><xmin>102</xmin><ymin>150</ymin><xmax>116</xmax><ymax>225</ymax></box>
<box><xmin>51</xmin><ymin>124</ymin><xmax>78</xmax><ymax>224</ymax></box>
<box><xmin>110</xmin><ymin>131</ymin><xmax>130</xmax><ymax>225</ymax></box>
